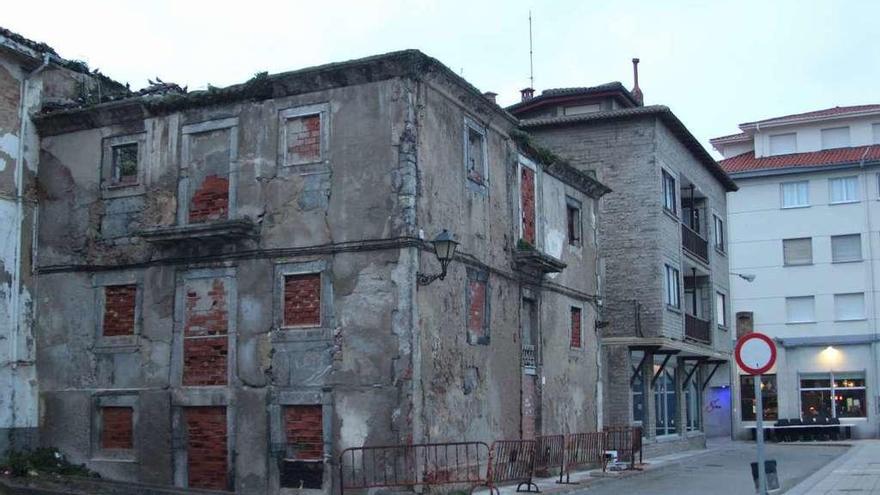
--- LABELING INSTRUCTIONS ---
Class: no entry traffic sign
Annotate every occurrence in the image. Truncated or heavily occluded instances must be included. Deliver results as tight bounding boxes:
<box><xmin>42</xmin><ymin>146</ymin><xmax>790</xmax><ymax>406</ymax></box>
<box><xmin>735</xmin><ymin>332</ymin><xmax>776</xmax><ymax>375</ymax></box>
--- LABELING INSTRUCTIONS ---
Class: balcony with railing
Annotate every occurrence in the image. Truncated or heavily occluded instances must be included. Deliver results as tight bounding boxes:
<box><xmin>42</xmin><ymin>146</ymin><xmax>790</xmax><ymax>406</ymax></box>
<box><xmin>681</xmin><ymin>223</ymin><xmax>708</xmax><ymax>263</ymax></box>
<box><xmin>685</xmin><ymin>313</ymin><xmax>711</xmax><ymax>345</ymax></box>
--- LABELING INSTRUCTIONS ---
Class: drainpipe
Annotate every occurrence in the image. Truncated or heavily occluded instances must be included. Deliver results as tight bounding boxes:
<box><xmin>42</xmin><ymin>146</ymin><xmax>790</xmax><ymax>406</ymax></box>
<box><xmin>10</xmin><ymin>53</ymin><xmax>51</xmax><ymax>368</ymax></box>
<box><xmin>857</xmin><ymin>146</ymin><xmax>880</xmax><ymax>436</ymax></box>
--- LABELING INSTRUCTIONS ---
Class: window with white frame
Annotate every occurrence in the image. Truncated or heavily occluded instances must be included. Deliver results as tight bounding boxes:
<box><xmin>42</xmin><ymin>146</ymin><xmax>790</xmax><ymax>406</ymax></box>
<box><xmin>783</xmin><ymin>237</ymin><xmax>812</xmax><ymax>266</ymax></box>
<box><xmin>662</xmin><ymin>170</ymin><xmax>677</xmax><ymax>214</ymax></box>
<box><xmin>820</xmin><ymin>127</ymin><xmax>851</xmax><ymax>150</ymax></box>
<box><xmin>715</xmin><ymin>291</ymin><xmax>727</xmax><ymax>328</ymax></box>
<box><xmin>829</xmin><ymin>176</ymin><xmax>859</xmax><ymax>204</ymax></box>
<box><xmin>786</xmin><ymin>296</ymin><xmax>815</xmax><ymax>323</ymax></box>
<box><xmin>834</xmin><ymin>293</ymin><xmax>865</xmax><ymax>321</ymax></box>
<box><xmin>781</xmin><ymin>181</ymin><xmax>809</xmax><ymax>208</ymax></box>
<box><xmin>831</xmin><ymin>234</ymin><xmax>862</xmax><ymax>262</ymax></box>
<box><xmin>769</xmin><ymin>133</ymin><xmax>797</xmax><ymax>155</ymax></box>
<box><xmin>464</xmin><ymin>118</ymin><xmax>488</xmax><ymax>188</ymax></box>
<box><xmin>873</xmin><ymin>123</ymin><xmax>880</xmax><ymax>145</ymax></box>
<box><xmin>665</xmin><ymin>264</ymin><xmax>680</xmax><ymax>308</ymax></box>
<box><xmin>713</xmin><ymin>214</ymin><xmax>725</xmax><ymax>252</ymax></box>
<box><xmin>800</xmin><ymin>372</ymin><xmax>866</xmax><ymax>418</ymax></box>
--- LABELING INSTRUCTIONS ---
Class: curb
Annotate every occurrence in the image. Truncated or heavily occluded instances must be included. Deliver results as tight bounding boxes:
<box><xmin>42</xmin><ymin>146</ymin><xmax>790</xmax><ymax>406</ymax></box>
<box><xmin>782</xmin><ymin>443</ymin><xmax>859</xmax><ymax>495</ymax></box>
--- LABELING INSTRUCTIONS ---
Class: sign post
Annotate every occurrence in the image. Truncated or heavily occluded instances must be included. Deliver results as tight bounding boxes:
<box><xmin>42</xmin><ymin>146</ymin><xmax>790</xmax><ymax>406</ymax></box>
<box><xmin>735</xmin><ymin>332</ymin><xmax>777</xmax><ymax>495</ymax></box>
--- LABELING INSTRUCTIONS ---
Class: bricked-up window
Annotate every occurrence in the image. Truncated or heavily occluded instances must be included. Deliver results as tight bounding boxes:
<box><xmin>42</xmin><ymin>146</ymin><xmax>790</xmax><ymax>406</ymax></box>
<box><xmin>520</xmin><ymin>165</ymin><xmax>536</xmax><ymax>246</ymax></box>
<box><xmin>182</xmin><ymin>118</ymin><xmax>237</xmax><ymax>225</ymax></box>
<box><xmin>111</xmin><ymin>143</ymin><xmax>139</xmax><ymax>185</ymax></box>
<box><xmin>566</xmin><ymin>197</ymin><xmax>582</xmax><ymax>246</ymax></box>
<box><xmin>466</xmin><ymin>270</ymin><xmax>489</xmax><ymax>345</ymax></box>
<box><xmin>283</xmin><ymin>274</ymin><xmax>322</xmax><ymax>327</ymax></box>
<box><xmin>101</xmin><ymin>407</ymin><xmax>133</xmax><ymax>450</ymax></box>
<box><xmin>281</xmin><ymin>405</ymin><xmax>324</xmax><ymax>489</ymax></box>
<box><xmin>183</xmin><ymin>278</ymin><xmax>229</xmax><ymax>386</ymax></box>
<box><xmin>185</xmin><ymin>406</ymin><xmax>228</xmax><ymax>490</ymax></box>
<box><xmin>286</xmin><ymin>114</ymin><xmax>322</xmax><ymax>164</ymax></box>
<box><xmin>103</xmin><ymin>284</ymin><xmax>137</xmax><ymax>337</ymax></box>
<box><xmin>570</xmin><ymin>307</ymin><xmax>582</xmax><ymax>348</ymax></box>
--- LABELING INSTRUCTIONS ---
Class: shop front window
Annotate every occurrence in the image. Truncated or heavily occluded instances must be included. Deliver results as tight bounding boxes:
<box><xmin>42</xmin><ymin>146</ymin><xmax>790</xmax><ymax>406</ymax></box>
<box><xmin>740</xmin><ymin>374</ymin><xmax>778</xmax><ymax>421</ymax></box>
<box><xmin>654</xmin><ymin>356</ymin><xmax>677</xmax><ymax>436</ymax></box>
<box><xmin>800</xmin><ymin>372</ymin><xmax>866</xmax><ymax>419</ymax></box>
<box><xmin>684</xmin><ymin>366</ymin><xmax>701</xmax><ymax>432</ymax></box>
<box><xmin>631</xmin><ymin>351</ymin><xmax>645</xmax><ymax>423</ymax></box>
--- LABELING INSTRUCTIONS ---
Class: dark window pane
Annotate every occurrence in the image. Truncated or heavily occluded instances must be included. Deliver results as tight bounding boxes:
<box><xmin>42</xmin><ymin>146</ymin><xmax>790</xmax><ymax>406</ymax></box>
<box><xmin>740</xmin><ymin>375</ymin><xmax>778</xmax><ymax>421</ymax></box>
<box><xmin>280</xmin><ymin>460</ymin><xmax>323</xmax><ymax>489</ymax></box>
<box><xmin>800</xmin><ymin>378</ymin><xmax>831</xmax><ymax>388</ymax></box>
<box><xmin>112</xmin><ymin>143</ymin><xmax>139</xmax><ymax>184</ymax></box>
<box><xmin>835</xmin><ymin>389</ymin><xmax>867</xmax><ymax>418</ymax></box>
<box><xmin>833</xmin><ymin>376</ymin><xmax>865</xmax><ymax>388</ymax></box>
<box><xmin>801</xmin><ymin>390</ymin><xmax>833</xmax><ymax>419</ymax></box>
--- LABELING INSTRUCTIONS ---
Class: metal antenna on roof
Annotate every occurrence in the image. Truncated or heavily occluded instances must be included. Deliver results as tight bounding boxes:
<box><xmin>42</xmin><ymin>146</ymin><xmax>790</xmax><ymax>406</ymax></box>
<box><xmin>528</xmin><ymin>10</ymin><xmax>535</xmax><ymax>90</ymax></box>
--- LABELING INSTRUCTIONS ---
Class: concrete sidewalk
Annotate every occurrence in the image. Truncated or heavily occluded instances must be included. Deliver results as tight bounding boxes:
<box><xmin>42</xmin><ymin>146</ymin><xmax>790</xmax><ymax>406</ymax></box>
<box><xmin>786</xmin><ymin>440</ymin><xmax>880</xmax><ymax>494</ymax></box>
<box><xmin>474</xmin><ymin>441</ymin><xmax>734</xmax><ymax>495</ymax></box>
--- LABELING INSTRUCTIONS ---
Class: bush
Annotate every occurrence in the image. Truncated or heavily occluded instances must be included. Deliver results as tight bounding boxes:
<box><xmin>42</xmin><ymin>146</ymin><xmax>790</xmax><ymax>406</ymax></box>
<box><xmin>0</xmin><ymin>448</ymin><xmax>99</xmax><ymax>478</ymax></box>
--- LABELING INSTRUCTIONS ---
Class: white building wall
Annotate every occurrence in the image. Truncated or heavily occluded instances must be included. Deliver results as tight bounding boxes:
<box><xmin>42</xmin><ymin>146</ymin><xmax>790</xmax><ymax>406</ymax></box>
<box><xmin>728</xmin><ymin>163</ymin><xmax>880</xmax><ymax>438</ymax></box>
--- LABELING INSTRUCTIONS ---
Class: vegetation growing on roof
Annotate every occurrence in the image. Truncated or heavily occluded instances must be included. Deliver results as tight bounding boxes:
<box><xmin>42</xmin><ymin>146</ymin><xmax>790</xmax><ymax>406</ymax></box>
<box><xmin>0</xmin><ymin>448</ymin><xmax>99</xmax><ymax>478</ymax></box>
<box><xmin>510</xmin><ymin>129</ymin><xmax>567</xmax><ymax>166</ymax></box>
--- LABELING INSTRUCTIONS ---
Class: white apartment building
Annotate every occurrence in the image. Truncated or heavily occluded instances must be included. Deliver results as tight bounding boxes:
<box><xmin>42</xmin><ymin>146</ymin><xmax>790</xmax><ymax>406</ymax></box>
<box><xmin>713</xmin><ymin>105</ymin><xmax>880</xmax><ymax>439</ymax></box>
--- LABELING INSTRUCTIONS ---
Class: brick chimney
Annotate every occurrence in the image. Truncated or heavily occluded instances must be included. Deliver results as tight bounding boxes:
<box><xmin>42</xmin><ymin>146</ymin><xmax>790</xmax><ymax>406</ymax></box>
<box><xmin>483</xmin><ymin>91</ymin><xmax>498</xmax><ymax>104</ymax></box>
<box><xmin>736</xmin><ymin>311</ymin><xmax>754</xmax><ymax>340</ymax></box>
<box><xmin>630</xmin><ymin>58</ymin><xmax>644</xmax><ymax>106</ymax></box>
<box><xmin>520</xmin><ymin>87</ymin><xmax>535</xmax><ymax>102</ymax></box>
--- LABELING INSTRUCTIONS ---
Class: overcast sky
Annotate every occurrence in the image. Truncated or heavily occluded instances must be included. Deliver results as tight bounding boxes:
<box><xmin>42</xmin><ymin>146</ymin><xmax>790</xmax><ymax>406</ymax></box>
<box><xmin>5</xmin><ymin>0</ymin><xmax>878</xmax><ymax>156</ymax></box>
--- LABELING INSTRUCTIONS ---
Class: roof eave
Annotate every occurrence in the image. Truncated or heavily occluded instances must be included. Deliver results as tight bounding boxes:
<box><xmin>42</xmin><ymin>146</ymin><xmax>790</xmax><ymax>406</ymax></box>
<box><xmin>740</xmin><ymin>109</ymin><xmax>880</xmax><ymax>131</ymax></box>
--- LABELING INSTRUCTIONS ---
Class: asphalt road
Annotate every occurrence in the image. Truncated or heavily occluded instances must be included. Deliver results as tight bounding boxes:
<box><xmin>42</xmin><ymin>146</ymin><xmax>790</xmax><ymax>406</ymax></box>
<box><xmin>574</xmin><ymin>442</ymin><xmax>848</xmax><ymax>495</ymax></box>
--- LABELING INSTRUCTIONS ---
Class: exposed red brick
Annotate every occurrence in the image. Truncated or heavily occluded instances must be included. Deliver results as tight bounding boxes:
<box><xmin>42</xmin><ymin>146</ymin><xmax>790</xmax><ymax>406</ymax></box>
<box><xmin>102</xmin><ymin>284</ymin><xmax>136</xmax><ymax>337</ymax></box>
<box><xmin>189</xmin><ymin>174</ymin><xmax>229</xmax><ymax>223</ymax></box>
<box><xmin>101</xmin><ymin>407</ymin><xmax>133</xmax><ymax>450</ymax></box>
<box><xmin>570</xmin><ymin>307</ymin><xmax>582</xmax><ymax>348</ymax></box>
<box><xmin>283</xmin><ymin>274</ymin><xmax>321</xmax><ymax>327</ymax></box>
<box><xmin>284</xmin><ymin>405</ymin><xmax>324</xmax><ymax>460</ymax></box>
<box><xmin>521</xmin><ymin>167</ymin><xmax>536</xmax><ymax>245</ymax></box>
<box><xmin>467</xmin><ymin>279</ymin><xmax>487</xmax><ymax>343</ymax></box>
<box><xmin>287</xmin><ymin>114</ymin><xmax>322</xmax><ymax>162</ymax></box>
<box><xmin>185</xmin><ymin>406</ymin><xmax>228</xmax><ymax>490</ymax></box>
<box><xmin>183</xmin><ymin>278</ymin><xmax>228</xmax><ymax>386</ymax></box>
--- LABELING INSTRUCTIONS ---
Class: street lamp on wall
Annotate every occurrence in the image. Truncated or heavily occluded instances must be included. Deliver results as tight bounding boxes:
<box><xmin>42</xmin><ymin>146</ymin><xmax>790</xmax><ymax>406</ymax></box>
<box><xmin>731</xmin><ymin>272</ymin><xmax>757</xmax><ymax>283</ymax></box>
<box><xmin>417</xmin><ymin>230</ymin><xmax>459</xmax><ymax>286</ymax></box>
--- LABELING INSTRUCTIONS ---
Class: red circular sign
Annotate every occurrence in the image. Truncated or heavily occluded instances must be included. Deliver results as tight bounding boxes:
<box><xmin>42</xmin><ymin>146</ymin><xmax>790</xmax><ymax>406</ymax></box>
<box><xmin>734</xmin><ymin>332</ymin><xmax>777</xmax><ymax>375</ymax></box>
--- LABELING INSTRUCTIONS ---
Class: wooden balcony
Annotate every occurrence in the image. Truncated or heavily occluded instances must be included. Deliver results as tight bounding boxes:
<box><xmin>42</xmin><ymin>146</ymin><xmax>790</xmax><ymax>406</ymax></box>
<box><xmin>681</xmin><ymin>223</ymin><xmax>708</xmax><ymax>263</ymax></box>
<box><xmin>685</xmin><ymin>313</ymin><xmax>711</xmax><ymax>345</ymax></box>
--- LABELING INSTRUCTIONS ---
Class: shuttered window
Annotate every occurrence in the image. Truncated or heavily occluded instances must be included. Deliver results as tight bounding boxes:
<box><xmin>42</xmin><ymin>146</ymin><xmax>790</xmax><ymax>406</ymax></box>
<box><xmin>835</xmin><ymin>293</ymin><xmax>865</xmax><ymax>321</ymax></box>
<box><xmin>786</xmin><ymin>296</ymin><xmax>815</xmax><ymax>323</ymax></box>
<box><xmin>831</xmin><ymin>234</ymin><xmax>862</xmax><ymax>262</ymax></box>
<box><xmin>769</xmin><ymin>133</ymin><xmax>797</xmax><ymax>155</ymax></box>
<box><xmin>783</xmin><ymin>238</ymin><xmax>812</xmax><ymax>266</ymax></box>
<box><xmin>820</xmin><ymin>127</ymin><xmax>850</xmax><ymax>150</ymax></box>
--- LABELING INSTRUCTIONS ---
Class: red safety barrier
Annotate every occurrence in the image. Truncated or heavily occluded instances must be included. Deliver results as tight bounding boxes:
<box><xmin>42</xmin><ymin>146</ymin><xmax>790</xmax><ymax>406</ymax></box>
<box><xmin>534</xmin><ymin>435</ymin><xmax>565</xmax><ymax>478</ymax></box>
<box><xmin>558</xmin><ymin>432</ymin><xmax>604</xmax><ymax>484</ymax></box>
<box><xmin>338</xmin><ymin>442</ymin><xmax>490</xmax><ymax>495</ymax></box>
<box><xmin>602</xmin><ymin>426</ymin><xmax>643</xmax><ymax>471</ymax></box>
<box><xmin>488</xmin><ymin>440</ymin><xmax>537</xmax><ymax>493</ymax></box>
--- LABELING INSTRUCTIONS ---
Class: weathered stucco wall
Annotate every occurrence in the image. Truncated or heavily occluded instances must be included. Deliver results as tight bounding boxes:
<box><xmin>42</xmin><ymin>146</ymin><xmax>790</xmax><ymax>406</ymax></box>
<box><xmin>35</xmin><ymin>75</ymin><xmax>420</xmax><ymax>493</ymax></box>
<box><xmin>413</xmin><ymin>73</ymin><xmax>603</xmax><ymax>444</ymax></box>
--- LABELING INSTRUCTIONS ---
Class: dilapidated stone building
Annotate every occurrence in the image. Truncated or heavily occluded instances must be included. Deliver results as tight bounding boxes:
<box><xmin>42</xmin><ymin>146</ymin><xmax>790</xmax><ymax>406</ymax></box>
<box><xmin>26</xmin><ymin>44</ymin><xmax>609</xmax><ymax>494</ymax></box>
<box><xmin>507</xmin><ymin>69</ymin><xmax>738</xmax><ymax>456</ymax></box>
<box><xmin>0</xmin><ymin>28</ymin><xmax>127</xmax><ymax>455</ymax></box>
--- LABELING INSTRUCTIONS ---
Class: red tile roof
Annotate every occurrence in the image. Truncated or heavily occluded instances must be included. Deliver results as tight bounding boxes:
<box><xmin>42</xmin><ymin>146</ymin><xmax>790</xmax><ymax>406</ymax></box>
<box><xmin>720</xmin><ymin>145</ymin><xmax>880</xmax><ymax>174</ymax></box>
<box><xmin>744</xmin><ymin>105</ymin><xmax>880</xmax><ymax>126</ymax></box>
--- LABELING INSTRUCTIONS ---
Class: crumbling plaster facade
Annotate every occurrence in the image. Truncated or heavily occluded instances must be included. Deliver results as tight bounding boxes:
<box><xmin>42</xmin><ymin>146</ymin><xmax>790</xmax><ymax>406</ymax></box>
<box><xmin>514</xmin><ymin>103</ymin><xmax>737</xmax><ymax>457</ymax></box>
<box><xmin>32</xmin><ymin>50</ymin><xmax>608</xmax><ymax>493</ymax></box>
<box><xmin>0</xmin><ymin>30</ymin><xmax>117</xmax><ymax>455</ymax></box>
